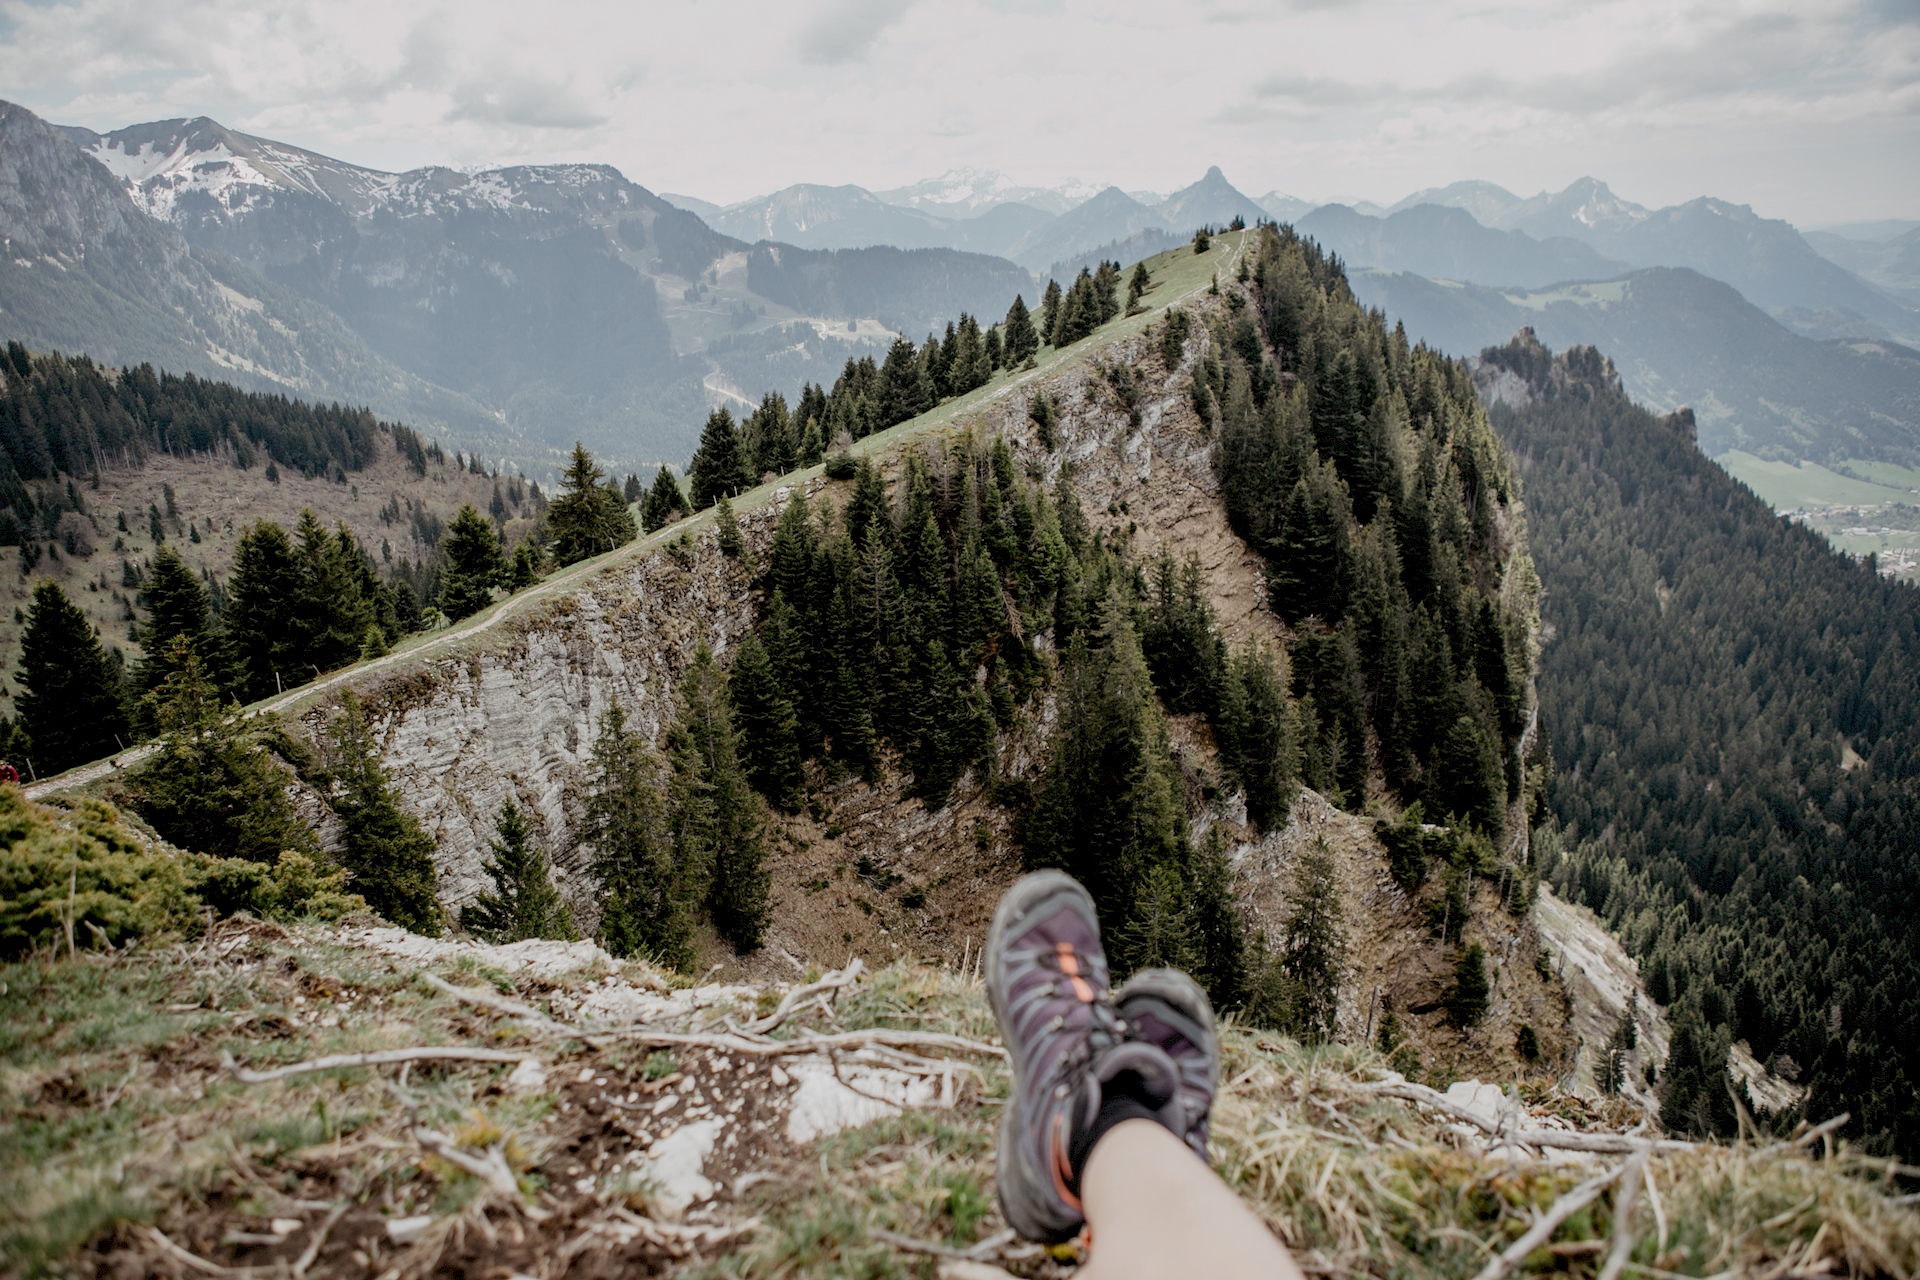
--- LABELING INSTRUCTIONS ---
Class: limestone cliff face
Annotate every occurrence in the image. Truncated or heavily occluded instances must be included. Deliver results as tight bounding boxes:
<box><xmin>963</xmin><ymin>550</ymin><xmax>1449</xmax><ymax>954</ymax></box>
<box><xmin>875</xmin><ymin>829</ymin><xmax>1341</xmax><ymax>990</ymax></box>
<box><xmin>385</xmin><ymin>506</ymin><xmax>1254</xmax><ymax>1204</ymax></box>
<box><xmin>300</xmin><ymin>526</ymin><xmax>765</xmax><ymax>917</ymax></box>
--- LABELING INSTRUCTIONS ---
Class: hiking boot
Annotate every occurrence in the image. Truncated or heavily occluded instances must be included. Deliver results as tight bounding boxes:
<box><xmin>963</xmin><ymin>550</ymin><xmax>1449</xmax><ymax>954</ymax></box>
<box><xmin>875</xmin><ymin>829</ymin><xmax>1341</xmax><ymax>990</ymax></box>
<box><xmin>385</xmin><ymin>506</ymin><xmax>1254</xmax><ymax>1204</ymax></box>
<box><xmin>1115</xmin><ymin>967</ymin><xmax>1220</xmax><ymax>1161</ymax></box>
<box><xmin>986</xmin><ymin>871</ymin><xmax>1184</xmax><ymax>1243</ymax></box>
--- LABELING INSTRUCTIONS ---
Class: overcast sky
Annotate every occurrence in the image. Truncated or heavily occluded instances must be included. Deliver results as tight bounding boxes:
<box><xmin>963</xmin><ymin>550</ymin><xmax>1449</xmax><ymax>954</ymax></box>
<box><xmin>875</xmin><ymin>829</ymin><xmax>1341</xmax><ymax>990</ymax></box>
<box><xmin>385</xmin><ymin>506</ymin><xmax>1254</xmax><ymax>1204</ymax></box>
<box><xmin>2</xmin><ymin>0</ymin><xmax>1914</xmax><ymax>226</ymax></box>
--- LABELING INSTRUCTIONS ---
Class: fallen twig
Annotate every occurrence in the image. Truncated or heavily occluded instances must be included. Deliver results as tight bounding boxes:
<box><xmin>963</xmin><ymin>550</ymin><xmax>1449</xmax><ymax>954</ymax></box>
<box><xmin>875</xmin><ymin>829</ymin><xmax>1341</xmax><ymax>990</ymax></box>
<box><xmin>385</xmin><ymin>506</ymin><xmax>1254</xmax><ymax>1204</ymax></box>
<box><xmin>1359</xmin><ymin>1081</ymin><xmax>1695</xmax><ymax>1155</ymax></box>
<box><xmin>221</xmin><ymin>1046</ymin><xmax>532</xmax><ymax>1084</ymax></box>
<box><xmin>146</xmin><ymin>1227</ymin><xmax>250</xmax><ymax>1277</ymax></box>
<box><xmin>418</xmin><ymin>973</ymin><xmax>606</xmax><ymax>1045</ymax></box>
<box><xmin>290</xmin><ymin>1203</ymin><xmax>349</xmax><ymax>1279</ymax></box>
<box><xmin>1470</xmin><ymin>1162</ymin><xmax>1629</xmax><ymax>1280</ymax></box>
<box><xmin>872</xmin><ymin>1226</ymin><xmax>1037</xmax><ymax>1264</ymax></box>
<box><xmin>604</xmin><ymin>1024</ymin><xmax>1006</xmax><ymax>1059</ymax></box>
<box><xmin>411</xmin><ymin>1127</ymin><xmax>551</xmax><ymax>1221</ymax></box>
<box><xmin>1598</xmin><ymin>1147</ymin><xmax>1649</xmax><ymax>1280</ymax></box>
<box><xmin>743</xmin><ymin>959</ymin><xmax>864</xmax><ymax>1034</ymax></box>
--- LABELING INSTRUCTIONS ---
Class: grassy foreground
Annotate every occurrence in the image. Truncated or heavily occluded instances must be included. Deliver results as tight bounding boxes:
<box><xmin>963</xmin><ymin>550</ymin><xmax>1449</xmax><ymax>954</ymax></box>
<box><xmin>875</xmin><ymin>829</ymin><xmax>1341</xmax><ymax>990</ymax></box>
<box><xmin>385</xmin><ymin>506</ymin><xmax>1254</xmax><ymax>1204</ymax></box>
<box><xmin>3</xmin><ymin>915</ymin><xmax>1916</xmax><ymax>1279</ymax></box>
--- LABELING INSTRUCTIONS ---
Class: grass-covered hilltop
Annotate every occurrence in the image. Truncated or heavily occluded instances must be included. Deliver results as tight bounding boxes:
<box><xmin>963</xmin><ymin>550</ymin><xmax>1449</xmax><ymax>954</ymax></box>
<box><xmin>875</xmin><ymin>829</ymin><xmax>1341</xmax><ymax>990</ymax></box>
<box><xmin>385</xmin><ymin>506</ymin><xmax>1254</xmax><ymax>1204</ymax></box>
<box><xmin>2</xmin><ymin>227</ymin><xmax>1917</xmax><ymax>1277</ymax></box>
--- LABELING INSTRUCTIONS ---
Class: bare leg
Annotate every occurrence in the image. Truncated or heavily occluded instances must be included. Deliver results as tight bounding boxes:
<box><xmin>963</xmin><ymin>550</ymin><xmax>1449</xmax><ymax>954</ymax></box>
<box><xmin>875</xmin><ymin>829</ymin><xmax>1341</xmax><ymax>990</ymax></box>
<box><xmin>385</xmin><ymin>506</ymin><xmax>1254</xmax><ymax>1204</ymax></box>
<box><xmin>1077</xmin><ymin>1119</ymin><xmax>1304</xmax><ymax>1280</ymax></box>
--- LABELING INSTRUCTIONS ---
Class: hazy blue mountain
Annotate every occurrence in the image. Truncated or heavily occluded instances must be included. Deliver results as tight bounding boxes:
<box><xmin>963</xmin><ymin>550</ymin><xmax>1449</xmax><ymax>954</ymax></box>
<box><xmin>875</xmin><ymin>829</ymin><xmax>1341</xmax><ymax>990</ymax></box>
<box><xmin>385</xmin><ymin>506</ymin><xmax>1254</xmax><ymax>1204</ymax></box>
<box><xmin>1005</xmin><ymin>186</ymin><xmax>1166</xmax><ymax>271</ymax></box>
<box><xmin>1</xmin><ymin>101</ymin><xmax>493</xmax><ymax>442</ymax></box>
<box><xmin>744</xmin><ymin>243</ymin><xmax>1034</xmax><ymax>337</ymax></box>
<box><xmin>54</xmin><ymin>113</ymin><xmax>1055</xmax><ymax>468</ymax></box>
<box><xmin>1351</xmin><ymin>266</ymin><xmax>1920</xmax><ymax>465</ymax></box>
<box><xmin>660</xmin><ymin>192</ymin><xmax>725</xmax><ymax>223</ymax></box>
<box><xmin>1352</xmin><ymin>175</ymin><xmax>1919</xmax><ymax>343</ymax></box>
<box><xmin>1296</xmin><ymin>203</ymin><xmax>1629</xmax><ymax>289</ymax></box>
<box><xmin>1806</xmin><ymin>227</ymin><xmax>1920</xmax><ymax>309</ymax></box>
<box><xmin>1154</xmin><ymin>166</ymin><xmax>1265</xmax><ymax>234</ymax></box>
<box><xmin>1255</xmin><ymin>191</ymin><xmax>1317</xmax><ymax>222</ymax></box>
<box><xmin>1385</xmin><ymin>180</ymin><xmax>1525</xmax><ymax>227</ymax></box>
<box><xmin>939</xmin><ymin>201</ymin><xmax>1058</xmax><ymax>258</ymax></box>
<box><xmin>710</xmin><ymin>183</ymin><xmax>955</xmax><ymax>250</ymax></box>
<box><xmin>872</xmin><ymin>168</ymin><xmax>1101</xmax><ymax>216</ymax></box>
<box><xmin>1809</xmin><ymin>220</ymin><xmax>1920</xmax><ymax>243</ymax></box>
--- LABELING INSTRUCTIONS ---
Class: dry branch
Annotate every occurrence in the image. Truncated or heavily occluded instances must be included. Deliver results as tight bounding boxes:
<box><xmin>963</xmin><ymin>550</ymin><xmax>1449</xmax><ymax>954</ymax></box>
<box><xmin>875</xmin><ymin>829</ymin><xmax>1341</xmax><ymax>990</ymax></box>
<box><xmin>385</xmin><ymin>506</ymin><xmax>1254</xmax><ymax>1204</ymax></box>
<box><xmin>417</xmin><ymin>973</ymin><xmax>604</xmax><ymax>1044</ymax></box>
<box><xmin>743</xmin><ymin>959</ymin><xmax>864</xmax><ymax>1034</ymax></box>
<box><xmin>411</xmin><ymin>1127</ymin><xmax>551</xmax><ymax>1221</ymax></box>
<box><xmin>604</xmin><ymin>1024</ymin><xmax>1006</xmax><ymax>1059</ymax></box>
<box><xmin>221</xmin><ymin>1046</ymin><xmax>532</xmax><ymax>1084</ymax></box>
<box><xmin>1471</xmin><ymin>1162</ymin><xmax>1629</xmax><ymax>1280</ymax></box>
<box><xmin>1358</xmin><ymin>1081</ymin><xmax>1697</xmax><ymax>1155</ymax></box>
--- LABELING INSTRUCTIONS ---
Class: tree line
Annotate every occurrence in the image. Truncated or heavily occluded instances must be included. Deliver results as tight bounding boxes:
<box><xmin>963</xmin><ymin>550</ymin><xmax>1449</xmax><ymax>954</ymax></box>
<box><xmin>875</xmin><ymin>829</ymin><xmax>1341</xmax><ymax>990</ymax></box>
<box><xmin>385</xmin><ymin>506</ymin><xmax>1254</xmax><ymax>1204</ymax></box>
<box><xmin>0</xmin><ymin>343</ymin><xmax>441</xmax><ymax>549</ymax></box>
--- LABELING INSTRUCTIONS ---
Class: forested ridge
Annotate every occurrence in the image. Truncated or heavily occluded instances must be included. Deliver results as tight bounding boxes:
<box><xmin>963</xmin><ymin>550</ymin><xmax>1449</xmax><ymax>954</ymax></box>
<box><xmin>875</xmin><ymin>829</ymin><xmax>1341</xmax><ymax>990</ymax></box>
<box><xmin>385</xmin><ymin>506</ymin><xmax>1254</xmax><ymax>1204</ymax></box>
<box><xmin>1486</xmin><ymin>332</ymin><xmax>1920</xmax><ymax>1155</ymax></box>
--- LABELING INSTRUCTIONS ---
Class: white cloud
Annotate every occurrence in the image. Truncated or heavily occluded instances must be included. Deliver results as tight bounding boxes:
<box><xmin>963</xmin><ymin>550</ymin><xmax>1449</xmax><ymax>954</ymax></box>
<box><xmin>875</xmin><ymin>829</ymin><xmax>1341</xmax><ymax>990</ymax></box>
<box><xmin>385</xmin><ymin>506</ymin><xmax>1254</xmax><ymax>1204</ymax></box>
<box><xmin>798</xmin><ymin>0</ymin><xmax>916</xmax><ymax>65</ymax></box>
<box><xmin>0</xmin><ymin>0</ymin><xmax>1911</xmax><ymax>223</ymax></box>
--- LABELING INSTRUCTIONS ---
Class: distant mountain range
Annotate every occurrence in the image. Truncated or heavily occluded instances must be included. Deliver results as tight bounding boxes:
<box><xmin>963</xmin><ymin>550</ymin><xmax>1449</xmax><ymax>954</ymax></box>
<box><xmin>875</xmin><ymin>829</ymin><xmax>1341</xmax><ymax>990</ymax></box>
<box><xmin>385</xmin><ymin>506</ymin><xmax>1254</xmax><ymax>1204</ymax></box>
<box><xmin>669</xmin><ymin>166</ymin><xmax>1267</xmax><ymax>273</ymax></box>
<box><xmin>1351</xmin><ymin>266</ymin><xmax>1920</xmax><ymax>467</ymax></box>
<box><xmin>668</xmin><ymin>168</ymin><xmax>1918</xmax><ymax>348</ymax></box>
<box><xmin>7</xmin><ymin>97</ymin><xmax>1917</xmax><ymax>474</ymax></box>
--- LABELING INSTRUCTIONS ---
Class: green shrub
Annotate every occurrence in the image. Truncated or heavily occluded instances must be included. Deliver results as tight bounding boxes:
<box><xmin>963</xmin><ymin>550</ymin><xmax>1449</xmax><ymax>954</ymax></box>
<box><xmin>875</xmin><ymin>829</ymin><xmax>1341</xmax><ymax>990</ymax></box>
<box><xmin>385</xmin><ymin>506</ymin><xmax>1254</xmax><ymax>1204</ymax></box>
<box><xmin>0</xmin><ymin>787</ymin><xmax>362</xmax><ymax>959</ymax></box>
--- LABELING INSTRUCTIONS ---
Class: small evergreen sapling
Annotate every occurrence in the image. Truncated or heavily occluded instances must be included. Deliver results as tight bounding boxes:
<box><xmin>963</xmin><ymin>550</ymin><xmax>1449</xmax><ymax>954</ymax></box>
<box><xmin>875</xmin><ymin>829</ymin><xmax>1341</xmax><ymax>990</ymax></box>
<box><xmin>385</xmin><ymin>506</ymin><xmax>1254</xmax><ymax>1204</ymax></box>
<box><xmin>327</xmin><ymin>692</ymin><xmax>441</xmax><ymax>935</ymax></box>
<box><xmin>1280</xmin><ymin>838</ymin><xmax>1347</xmax><ymax>1041</ymax></box>
<box><xmin>1448</xmin><ymin>940</ymin><xmax>1491</xmax><ymax>1028</ymax></box>
<box><xmin>585</xmin><ymin>701</ymin><xmax>687</xmax><ymax>967</ymax></box>
<box><xmin>463</xmin><ymin>797</ymin><xmax>576</xmax><ymax>943</ymax></box>
<box><xmin>1126</xmin><ymin>262</ymin><xmax>1151</xmax><ymax>313</ymax></box>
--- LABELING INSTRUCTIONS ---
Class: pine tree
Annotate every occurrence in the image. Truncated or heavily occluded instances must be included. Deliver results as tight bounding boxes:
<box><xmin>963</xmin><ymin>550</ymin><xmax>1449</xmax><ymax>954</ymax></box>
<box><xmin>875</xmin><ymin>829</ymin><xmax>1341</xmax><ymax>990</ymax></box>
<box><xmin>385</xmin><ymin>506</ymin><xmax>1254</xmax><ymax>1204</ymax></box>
<box><xmin>132</xmin><ymin>544</ymin><xmax>215</xmax><ymax>701</ymax></box>
<box><xmin>549</xmin><ymin>443</ymin><xmax>636</xmax><ymax>563</ymax></box>
<box><xmin>328</xmin><ymin>692</ymin><xmax>441</xmax><ymax>935</ymax></box>
<box><xmin>670</xmin><ymin>645</ymin><xmax>769</xmax><ymax>952</ymax></box>
<box><xmin>509</xmin><ymin>542</ymin><xmax>543</xmax><ymax>590</ymax></box>
<box><xmin>287</xmin><ymin>512</ymin><xmax>385</xmax><ymax>676</ymax></box>
<box><xmin>688</xmin><ymin>410</ymin><xmax>746</xmax><ymax>509</ymax></box>
<box><xmin>1028</xmin><ymin>393</ymin><xmax>1058</xmax><ymax>450</ymax></box>
<box><xmin>727</xmin><ymin>631</ymin><xmax>804</xmax><ymax>812</ymax></box>
<box><xmin>1126</xmin><ymin>262</ymin><xmax>1151</xmax><ymax>313</ymax></box>
<box><xmin>131</xmin><ymin>640</ymin><xmax>319</xmax><ymax>863</ymax></box>
<box><xmin>1111</xmin><ymin>863</ymin><xmax>1199</xmax><ymax>973</ymax></box>
<box><xmin>1006</xmin><ymin>295</ymin><xmax>1036</xmax><ymax>364</ymax></box>
<box><xmin>1432</xmin><ymin>712</ymin><xmax>1506</xmax><ymax>842</ymax></box>
<box><xmin>744</xmin><ymin>392</ymin><xmax>794</xmax><ymax>478</ymax></box>
<box><xmin>1092</xmin><ymin>261</ymin><xmax>1122</xmax><ymax>323</ymax></box>
<box><xmin>1038</xmin><ymin>279</ymin><xmax>1063</xmax><ymax>345</ymax></box>
<box><xmin>223</xmin><ymin>519</ymin><xmax>302</xmax><ymax>701</ymax></box>
<box><xmin>584</xmin><ymin>701</ymin><xmax>688</xmax><ymax>966</ymax></box>
<box><xmin>1216</xmin><ymin>643</ymin><xmax>1298</xmax><ymax>830</ymax></box>
<box><xmin>1280</xmin><ymin>837</ymin><xmax>1347</xmax><ymax>1041</ymax></box>
<box><xmin>1448</xmin><ymin>940</ymin><xmax>1491</xmax><ymax>1028</ymax></box>
<box><xmin>1188</xmin><ymin>826</ymin><xmax>1250</xmax><ymax>1011</ymax></box>
<box><xmin>642</xmin><ymin>466</ymin><xmax>686</xmax><ymax>533</ymax></box>
<box><xmin>18</xmin><ymin>580</ymin><xmax>128</xmax><ymax>774</ymax></box>
<box><xmin>463</xmin><ymin>797</ymin><xmax>576</xmax><ymax>942</ymax></box>
<box><xmin>1142</xmin><ymin>547</ymin><xmax>1224</xmax><ymax>716</ymax></box>
<box><xmin>1024</xmin><ymin>589</ymin><xmax>1188</xmax><ymax>966</ymax></box>
<box><xmin>438</xmin><ymin>503</ymin><xmax>505</xmax><ymax>620</ymax></box>
<box><xmin>879</xmin><ymin>337</ymin><xmax>934</xmax><ymax>428</ymax></box>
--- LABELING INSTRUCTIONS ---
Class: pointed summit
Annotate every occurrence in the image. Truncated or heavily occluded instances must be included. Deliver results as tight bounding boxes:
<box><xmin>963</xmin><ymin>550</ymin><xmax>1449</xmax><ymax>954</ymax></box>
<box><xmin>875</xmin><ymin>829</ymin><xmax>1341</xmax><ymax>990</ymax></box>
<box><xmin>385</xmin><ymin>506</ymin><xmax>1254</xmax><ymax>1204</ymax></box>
<box><xmin>1156</xmin><ymin>167</ymin><xmax>1265</xmax><ymax>233</ymax></box>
